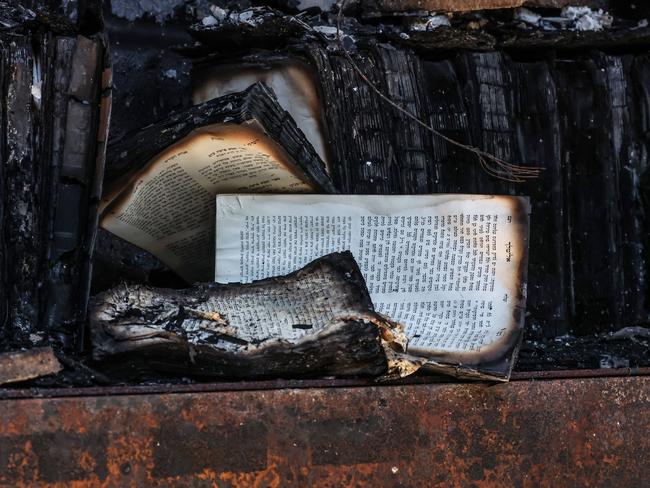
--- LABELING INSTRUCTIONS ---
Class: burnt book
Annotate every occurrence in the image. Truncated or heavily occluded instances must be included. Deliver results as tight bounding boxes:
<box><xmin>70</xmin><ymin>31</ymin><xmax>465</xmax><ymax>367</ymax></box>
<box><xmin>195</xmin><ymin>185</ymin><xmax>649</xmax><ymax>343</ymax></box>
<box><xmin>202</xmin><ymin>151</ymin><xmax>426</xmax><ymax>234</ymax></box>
<box><xmin>0</xmin><ymin>7</ymin><xmax>110</xmax><ymax>352</ymax></box>
<box><xmin>215</xmin><ymin>194</ymin><xmax>530</xmax><ymax>381</ymax></box>
<box><xmin>102</xmin><ymin>82</ymin><xmax>336</xmax><ymax>284</ymax></box>
<box><xmin>90</xmin><ymin>251</ymin><xmax>422</xmax><ymax>380</ymax></box>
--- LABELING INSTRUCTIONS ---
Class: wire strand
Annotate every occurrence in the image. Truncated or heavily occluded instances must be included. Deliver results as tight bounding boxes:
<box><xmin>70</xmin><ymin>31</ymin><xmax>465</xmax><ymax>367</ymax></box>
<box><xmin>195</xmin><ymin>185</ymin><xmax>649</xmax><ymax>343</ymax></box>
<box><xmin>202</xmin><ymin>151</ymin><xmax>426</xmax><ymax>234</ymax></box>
<box><xmin>330</xmin><ymin>0</ymin><xmax>542</xmax><ymax>183</ymax></box>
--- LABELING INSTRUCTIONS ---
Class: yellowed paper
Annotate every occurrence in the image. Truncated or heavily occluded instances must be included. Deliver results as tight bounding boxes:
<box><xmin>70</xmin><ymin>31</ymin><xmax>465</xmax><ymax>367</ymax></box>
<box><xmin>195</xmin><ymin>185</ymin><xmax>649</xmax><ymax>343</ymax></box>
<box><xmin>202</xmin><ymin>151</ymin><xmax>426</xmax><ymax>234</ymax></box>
<box><xmin>100</xmin><ymin>123</ymin><xmax>315</xmax><ymax>282</ymax></box>
<box><xmin>194</xmin><ymin>60</ymin><xmax>330</xmax><ymax>169</ymax></box>
<box><xmin>215</xmin><ymin>194</ymin><xmax>529</xmax><ymax>366</ymax></box>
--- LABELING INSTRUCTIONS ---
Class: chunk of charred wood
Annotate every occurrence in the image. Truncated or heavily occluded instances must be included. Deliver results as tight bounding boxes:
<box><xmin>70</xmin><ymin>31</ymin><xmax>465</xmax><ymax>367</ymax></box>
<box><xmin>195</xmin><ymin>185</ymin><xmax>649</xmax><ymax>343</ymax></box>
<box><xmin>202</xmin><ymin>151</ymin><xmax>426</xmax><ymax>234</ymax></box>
<box><xmin>189</xmin><ymin>7</ymin><xmax>305</xmax><ymax>51</ymax></box>
<box><xmin>386</xmin><ymin>28</ymin><xmax>496</xmax><ymax>54</ymax></box>
<box><xmin>90</xmin><ymin>252</ymin><xmax>415</xmax><ymax>380</ymax></box>
<box><xmin>0</xmin><ymin>42</ymin><xmax>5</xmax><ymax>343</ymax></box>
<box><xmin>0</xmin><ymin>346</ymin><xmax>63</xmax><ymax>385</ymax></box>
<box><xmin>496</xmin><ymin>26</ymin><xmax>650</xmax><ymax>51</ymax></box>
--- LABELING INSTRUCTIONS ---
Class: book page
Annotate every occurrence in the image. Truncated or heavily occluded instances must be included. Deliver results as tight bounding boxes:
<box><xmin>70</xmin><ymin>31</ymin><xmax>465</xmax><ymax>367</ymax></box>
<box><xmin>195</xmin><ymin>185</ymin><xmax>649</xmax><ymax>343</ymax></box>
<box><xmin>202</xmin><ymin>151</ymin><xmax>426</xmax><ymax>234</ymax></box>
<box><xmin>100</xmin><ymin>123</ymin><xmax>316</xmax><ymax>283</ymax></box>
<box><xmin>193</xmin><ymin>60</ymin><xmax>331</xmax><ymax>169</ymax></box>
<box><xmin>215</xmin><ymin>194</ymin><xmax>529</xmax><ymax>364</ymax></box>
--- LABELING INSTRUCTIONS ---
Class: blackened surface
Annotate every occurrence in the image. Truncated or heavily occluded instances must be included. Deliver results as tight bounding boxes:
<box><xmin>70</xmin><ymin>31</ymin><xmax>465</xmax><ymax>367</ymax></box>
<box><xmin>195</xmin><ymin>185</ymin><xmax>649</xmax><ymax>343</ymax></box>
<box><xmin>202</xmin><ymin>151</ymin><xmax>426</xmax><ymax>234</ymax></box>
<box><xmin>555</xmin><ymin>57</ymin><xmax>623</xmax><ymax>333</ymax></box>
<box><xmin>103</xmin><ymin>13</ymin><xmax>193</xmax><ymax>141</ymax></box>
<box><xmin>511</xmin><ymin>60</ymin><xmax>566</xmax><ymax>339</ymax></box>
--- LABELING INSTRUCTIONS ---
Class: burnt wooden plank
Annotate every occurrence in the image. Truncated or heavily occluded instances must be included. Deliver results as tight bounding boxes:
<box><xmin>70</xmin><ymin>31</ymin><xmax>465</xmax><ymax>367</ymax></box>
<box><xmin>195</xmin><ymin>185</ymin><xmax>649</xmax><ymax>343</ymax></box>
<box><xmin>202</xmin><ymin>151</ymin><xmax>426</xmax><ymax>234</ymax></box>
<box><xmin>554</xmin><ymin>55</ymin><xmax>624</xmax><ymax>333</ymax></box>
<box><xmin>44</xmin><ymin>35</ymin><xmax>104</xmax><ymax>351</ymax></box>
<box><xmin>511</xmin><ymin>59</ymin><xmax>567</xmax><ymax>338</ymax></box>
<box><xmin>454</xmin><ymin>51</ymin><xmax>518</xmax><ymax>196</ymax></box>
<box><xmin>306</xmin><ymin>44</ymin><xmax>436</xmax><ymax>194</ymax></box>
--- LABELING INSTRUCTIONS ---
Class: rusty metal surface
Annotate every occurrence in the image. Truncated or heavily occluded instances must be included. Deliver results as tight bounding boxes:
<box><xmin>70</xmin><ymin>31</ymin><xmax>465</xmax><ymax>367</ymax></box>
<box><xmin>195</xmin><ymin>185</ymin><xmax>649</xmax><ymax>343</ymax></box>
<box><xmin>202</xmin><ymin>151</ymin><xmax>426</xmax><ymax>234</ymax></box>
<box><xmin>1</xmin><ymin>375</ymin><xmax>649</xmax><ymax>487</ymax></box>
<box><xmin>363</xmin><ymin>0</ymin><xmax>602</xmax><ymax>13</ymax></box>
<box><xmin>1</xmin><ymin>366</ymin><xmax>650</xmax><ymax>400</ymax></box>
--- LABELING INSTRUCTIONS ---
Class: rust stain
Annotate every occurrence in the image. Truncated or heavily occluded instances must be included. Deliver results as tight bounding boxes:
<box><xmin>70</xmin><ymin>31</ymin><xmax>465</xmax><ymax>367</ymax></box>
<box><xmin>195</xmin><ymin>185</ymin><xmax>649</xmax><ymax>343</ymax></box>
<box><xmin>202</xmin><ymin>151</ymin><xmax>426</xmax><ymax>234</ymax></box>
<box><xmin>0</xmin><ymin>376</ymin><xmax>649</xmax><ymax>487</ymax></box>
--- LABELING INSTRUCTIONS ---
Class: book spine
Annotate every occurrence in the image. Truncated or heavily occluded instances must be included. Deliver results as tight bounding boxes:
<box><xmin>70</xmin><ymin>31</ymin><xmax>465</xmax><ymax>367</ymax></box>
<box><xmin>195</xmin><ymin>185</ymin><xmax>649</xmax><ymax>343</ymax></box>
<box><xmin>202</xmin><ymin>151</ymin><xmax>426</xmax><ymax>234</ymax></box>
<box><xmin>3</xmin><ymin>35</ymin><xmax>44</xmax><ymax>347</ymax></box>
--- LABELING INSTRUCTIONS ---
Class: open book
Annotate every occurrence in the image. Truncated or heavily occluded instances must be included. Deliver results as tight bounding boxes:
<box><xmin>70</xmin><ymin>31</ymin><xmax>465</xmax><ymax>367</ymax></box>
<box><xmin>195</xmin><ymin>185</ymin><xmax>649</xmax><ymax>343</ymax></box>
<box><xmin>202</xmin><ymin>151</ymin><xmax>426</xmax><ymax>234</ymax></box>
<box><xmin>215</xmin><ymin>194</ymin><xmax>530</xmax><ymax>380</ymax></box>
<box><xmin>101</xmin><ymin>83</ymin><xmax>335</xmax><ymax>283</ymax></box>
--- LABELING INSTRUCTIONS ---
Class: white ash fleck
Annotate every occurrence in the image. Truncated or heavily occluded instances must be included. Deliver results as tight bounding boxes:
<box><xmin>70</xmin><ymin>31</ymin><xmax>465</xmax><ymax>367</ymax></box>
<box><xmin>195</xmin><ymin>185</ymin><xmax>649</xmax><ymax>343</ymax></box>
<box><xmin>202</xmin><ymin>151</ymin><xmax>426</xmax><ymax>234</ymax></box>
<box><xmin>29</xmin><ymin>333</ymin><xmax>44</xmax><ymax>344</ymax></box>
<box><xmin>599</xmin><ymin>354</ymin><xmax>630</xmax><ymax>369</ymax></box>
<box><xmin>561</xmin><ymin>6</ymin><xmax>613</xmax><ymax>31</ymax></box>
<box><xmin>30</xmin><ymin>82</ymin><xmax>41</xmax><ymax>104</ymax></box>
<box><xmin>399</xmin><ymin>32</ymin><xmax>410</xmax><ymax>40</ymax></box>
<box><xmin>201</xmin><ymin>15</ymin><xmax>219</xmax><ymax>26</ymax></box>
<box><xmin>210</xmin><ymin>5</ymin><xmax>228</xmax><ymax>21</ymax></box>
<box><xmin>312</xmin><ymin>25</ymin><xmax>340</xmax><ymax>39</ymax></box>
<box><xmin>408</xmin><ymin>14</ymin><xmax>450</xmax><ymax>32</ymax></box>
<box><xmin>517</xmin><ymin>6</ymin><xmax>613</xmax><ymax>32</ymax></box>
<box><xmin>162</xmin><ymin>68</ymin><xmax>177</xmax><ymax>79</ymax></box>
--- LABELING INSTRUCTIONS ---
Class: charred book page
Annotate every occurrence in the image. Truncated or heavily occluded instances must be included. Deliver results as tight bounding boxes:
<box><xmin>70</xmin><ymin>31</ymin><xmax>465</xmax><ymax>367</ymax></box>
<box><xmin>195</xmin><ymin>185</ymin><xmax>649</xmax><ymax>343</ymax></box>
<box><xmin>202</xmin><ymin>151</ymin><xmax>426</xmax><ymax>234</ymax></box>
<box><xmin>215</xmin><ymin>194</ymin><xmax>530</xmax><ymax>380</ymax></box>
<box><xmin>91</xmin><ymin>252</ymin><xmax>422</xmax><ymax>380</ymax></box>
<box><xmin>100</xmin><ymin>83</ymin><xmax>335</xmax><ymax>283</ymax></box>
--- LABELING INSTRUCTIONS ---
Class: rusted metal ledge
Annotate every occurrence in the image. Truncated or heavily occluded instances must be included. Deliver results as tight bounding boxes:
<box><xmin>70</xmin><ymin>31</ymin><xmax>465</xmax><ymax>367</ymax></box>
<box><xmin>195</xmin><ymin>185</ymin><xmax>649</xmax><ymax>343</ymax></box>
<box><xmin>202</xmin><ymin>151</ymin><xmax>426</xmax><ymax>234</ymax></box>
<box><xmin>0</xmin><ymin>366</ymin><xmax>649</xmax><ymax>400</ymax></box>
<box><xmin>1</xmin><ymin>374</ymin><xmax>649</xmax><ymax>487</ymax></box>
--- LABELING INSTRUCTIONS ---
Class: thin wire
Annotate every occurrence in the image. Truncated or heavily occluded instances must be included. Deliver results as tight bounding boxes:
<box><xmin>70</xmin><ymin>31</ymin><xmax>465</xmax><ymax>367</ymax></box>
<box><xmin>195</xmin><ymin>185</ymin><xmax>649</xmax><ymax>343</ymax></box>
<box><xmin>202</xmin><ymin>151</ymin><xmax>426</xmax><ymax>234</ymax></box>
<box><xmin>330</xmin><ymin>0</ymin><xmax>542</xmax><ymax>183</ymax></box>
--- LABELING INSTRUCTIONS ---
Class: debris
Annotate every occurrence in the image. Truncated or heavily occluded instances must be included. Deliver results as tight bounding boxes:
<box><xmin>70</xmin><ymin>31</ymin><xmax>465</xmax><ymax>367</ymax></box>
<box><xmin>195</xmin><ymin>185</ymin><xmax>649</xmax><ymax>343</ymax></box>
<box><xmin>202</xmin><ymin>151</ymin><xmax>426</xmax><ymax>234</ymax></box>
<box><xmin>562</xmin><ymin>6</ymin><xmax>612</xmax><ymax>31</ymax></box>
<box><xmin>0</xmin><ymin>347</ymin><xmax>63</xmax><ymax>385</ymax></box>
<box><xmin>515</xmin><ymin>7</ymin><xmax>542</xmax><ymax>26</ymax></box>
<box><xmin>599</xmin><ymin>354</ymin><xmax>630</xmax><ymax>369</ymax></box>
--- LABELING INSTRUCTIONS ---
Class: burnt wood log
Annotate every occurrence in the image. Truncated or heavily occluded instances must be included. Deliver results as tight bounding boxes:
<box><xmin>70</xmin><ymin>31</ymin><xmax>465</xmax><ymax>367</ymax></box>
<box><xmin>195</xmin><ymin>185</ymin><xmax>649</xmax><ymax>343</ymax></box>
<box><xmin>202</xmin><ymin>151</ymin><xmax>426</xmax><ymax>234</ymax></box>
<box><xmin>90</xmin><ymin>252</ymin><xmax>419</xmax><ymax>380</ymax></box>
